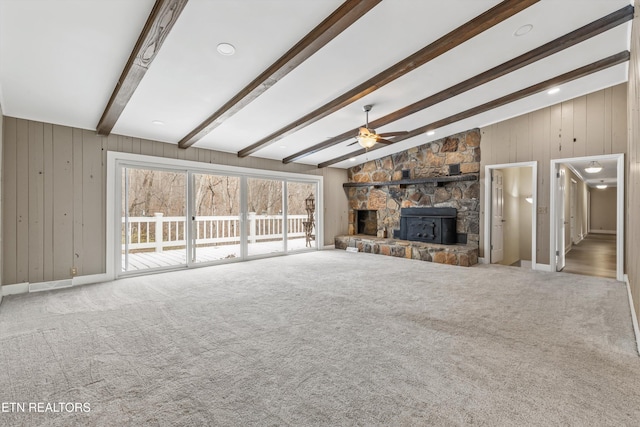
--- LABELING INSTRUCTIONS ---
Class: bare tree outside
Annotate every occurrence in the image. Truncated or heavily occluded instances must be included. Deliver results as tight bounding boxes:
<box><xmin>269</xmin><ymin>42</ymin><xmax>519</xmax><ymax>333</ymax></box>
<box><xmin>121</xmin><ymin>168</ymin><xmax>317</xmax><ymax>271</ymax></box>
<box><xmin>123</xmin><ymin>169</ymin><xmax>314</xmax><ymax>218</ymax></box>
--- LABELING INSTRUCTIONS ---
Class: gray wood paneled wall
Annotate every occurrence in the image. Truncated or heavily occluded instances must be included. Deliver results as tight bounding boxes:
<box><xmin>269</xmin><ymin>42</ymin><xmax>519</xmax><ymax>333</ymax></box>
<box><xmin>626</xmin><ymin>1</ymin><xmax>640</xmax><ymax>322</ymax></box>
<box><xmin>1</xmin><ymin>119</ymin><xmax>348</xmax><ymax>285</ymax></box>
<box><xmin>480</xmin><ymin>83</ymin><xmax>627</xmax><ymax>264</ymax></box>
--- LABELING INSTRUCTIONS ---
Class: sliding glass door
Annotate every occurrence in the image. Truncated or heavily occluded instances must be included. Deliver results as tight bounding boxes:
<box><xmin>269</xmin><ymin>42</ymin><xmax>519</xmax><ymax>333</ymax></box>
<box><xmin>114</xmin><ymin>154</ymin><xmax>320</xmax><ymax>277</ymax></box>
<box><xmin>121</xmin><ymin>167</ymin><xmax>187</xmax><ymax>273</ymax></box>
<box><xmin>191</xmin><ymin>173</ymin><xmax>241</xmax><ymax>263</ymax></box>
<box><xmin>246</xmin><ymin>178</ymin><xmax>284</xmax><ymax>257</ymax></box>
<box><xmin>287</xmin><ymin>181</ymin><xmax>317</xmax><ymax>251</ymax></box>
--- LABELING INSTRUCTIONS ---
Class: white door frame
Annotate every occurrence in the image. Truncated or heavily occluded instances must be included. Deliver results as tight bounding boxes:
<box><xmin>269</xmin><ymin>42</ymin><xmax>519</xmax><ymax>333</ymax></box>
<box><xmin>106</xmin><ymin>151</ymin><xmax>324</xmax><ymax>281</ymax></box>
<box><xmin>549</xmin><ymin>153</ymin><xmax>624</xmax><ymax>281</ymax></box>
<box><xmin>484</xmin><ymin>161</ymin><xmax>538</xmax><ymax>269</ymax></box>
<box><xmin>556</xmin><ymin>167</ymin><xmax>566</xmax><ymax>271</ymax></box>
<box><xmin>570</xmin><ymin>178</ymin><xmax>577</xmax><ymax>245</ymax></box>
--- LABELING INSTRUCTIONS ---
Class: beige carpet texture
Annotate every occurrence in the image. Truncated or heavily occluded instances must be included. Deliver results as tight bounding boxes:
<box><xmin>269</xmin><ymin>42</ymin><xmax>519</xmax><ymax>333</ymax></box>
<box><xmin>1</xmin><ymin>250</ymin><xmax>639</xmax><ymax>426</ymax></box>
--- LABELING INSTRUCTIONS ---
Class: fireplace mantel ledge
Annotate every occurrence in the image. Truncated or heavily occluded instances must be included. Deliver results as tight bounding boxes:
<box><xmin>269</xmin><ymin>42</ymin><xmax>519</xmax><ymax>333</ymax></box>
<box><xmin>342</xmin><ymin>174</ymin><xmax>477</xmax><ymax>188</ymax></box>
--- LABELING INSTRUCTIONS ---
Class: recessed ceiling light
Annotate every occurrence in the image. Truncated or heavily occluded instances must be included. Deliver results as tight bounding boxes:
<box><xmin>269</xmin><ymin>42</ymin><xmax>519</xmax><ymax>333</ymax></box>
<box><xmin>217</xmin><ymin>42</ymin><xmax>236</xmax><ymax>56</ymax></box>
<box><xmin>547</xmin><ymin>87</ymin><xmax>560</xmax><ymax>95</ymax></box>
<box><xmin>152</xmin><ymin>120</ymin><xmax>164</xmax><ymax>125</ymax></box>
<box><xmin>514</xmin><ymin>24</ymin><xmax>533</xmax><ymax>37</ymax></box>
<box><xmin>427</xmin><ymin>130</ymin><xmax>435</xmax><ymax>136</ymax></box>
<box><xmin>349</xmin><ymin>157</ymin><xmax>357</xmax><ymax>162</ymax></box>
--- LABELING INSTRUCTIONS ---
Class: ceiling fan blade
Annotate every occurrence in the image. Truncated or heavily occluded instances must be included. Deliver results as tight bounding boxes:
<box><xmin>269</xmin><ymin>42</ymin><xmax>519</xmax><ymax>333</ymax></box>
<box><xmin>376</xmin><ymin>138</ymin><xmax>395</xmax><ymax>145</ymax></box>
<box><xmin>347</xmin><ymin>140</ymin><xmax>360</xmax><ymax>146</ymax></box>
<box><xmin>377</xmin><ymin>131</ymin><xmax>408</xmax><ymax>137</ymax></box>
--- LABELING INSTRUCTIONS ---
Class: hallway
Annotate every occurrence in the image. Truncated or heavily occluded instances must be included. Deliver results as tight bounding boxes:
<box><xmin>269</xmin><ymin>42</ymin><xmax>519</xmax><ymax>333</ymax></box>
<box><xmin>563</xmin><ymin>233</ymin><xmax>616</xmax><ymax>279</ymax></box>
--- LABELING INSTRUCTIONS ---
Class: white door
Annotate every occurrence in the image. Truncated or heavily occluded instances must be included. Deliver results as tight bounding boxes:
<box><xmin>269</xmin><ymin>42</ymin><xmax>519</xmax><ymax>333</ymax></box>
<box><xmin>491</xmin><ymin>170</ymin><xmax>504</xmax><ymax>264</ymax></box>
<box><xmin>556</xmin><ymin>168</ymin><xmax>566</xmax><ymax>271</ymax></box>
<box><xmin>570</xmin><ymin>180</ymin><xmax>577</xmax><ymax>244</ymax></box>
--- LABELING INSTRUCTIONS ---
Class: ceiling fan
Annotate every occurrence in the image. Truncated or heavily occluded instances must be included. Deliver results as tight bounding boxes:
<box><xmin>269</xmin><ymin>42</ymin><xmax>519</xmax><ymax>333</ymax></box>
<box><xmin>348</xmin><ymin>104</ymin><xmax>408</xmax><ymax>149</ymax></box>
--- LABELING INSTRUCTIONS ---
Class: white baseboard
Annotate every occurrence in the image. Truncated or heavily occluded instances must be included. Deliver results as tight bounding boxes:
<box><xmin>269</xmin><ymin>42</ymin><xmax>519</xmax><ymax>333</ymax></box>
<box><xmin>1</xmin><ymin>273</ymin><xmax>110</xmax><ymax>298</ymax></box>
<box><xmin>535</xmin><ymin>263</ymin><xmax>552</xmax><ymax>272</ymax></box>
<box><xmin>591</xmin><ymin>230</ymin><xmax>616</xmax><ymax>235</ymax></box>
<box><xmin>624</xmin><ymin>274</ymin><xmax>640</xmax><ymax>357</ymax></box>
<box><xmin>29</xmin><ymin>279</ymin><xmax>73</xmax><ymax>293</ymax></box>
<box><xmin>323</xmin><ymin>244</ymin><xmax>335</xmax><ymax>250</ymax></box>
<box><xmin>479</xmin><ymin>257</ymin><xmax>531</xmax><ymax>267</ymax></box>
<box><xmin>2</xmin><ymin>282</ymin><xmax>29</xmax><ymax>296</ymax></box>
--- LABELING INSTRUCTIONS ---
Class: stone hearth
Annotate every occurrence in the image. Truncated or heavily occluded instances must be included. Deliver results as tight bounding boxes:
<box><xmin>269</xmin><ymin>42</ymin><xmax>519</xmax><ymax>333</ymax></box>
<box><xmin>335</xmin><ymin>129</ymin><xmax>480</xmax><ymax>266</ymax></box>
<box><xmin>341</xmin><ymin>128</ymin><xmax>481</xmax><ymax>266</ymax></box>
<box><xmin>335</xmin><ymin>235</ymin><xmax>478</xmax><ymax>267</ymax></box>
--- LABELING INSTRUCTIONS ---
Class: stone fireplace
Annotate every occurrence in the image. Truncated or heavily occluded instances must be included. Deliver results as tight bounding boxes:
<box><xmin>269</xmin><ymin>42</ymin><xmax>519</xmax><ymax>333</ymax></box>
<box><xmin>336</xmin><ymin>128</ymin><xmax>480</xmax><ymax>266</ymax></box>
<box><xmin>356</xmin><ymin>210</ymin><xmax>377</xmax><ymax>236</ymax></box>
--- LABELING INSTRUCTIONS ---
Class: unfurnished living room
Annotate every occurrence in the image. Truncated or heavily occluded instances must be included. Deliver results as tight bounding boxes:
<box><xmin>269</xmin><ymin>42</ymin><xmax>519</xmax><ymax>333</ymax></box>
<box><xmin>1</xmin><ymin>0</ymin><xmax>640</xmax><ymax>425</ymax></box>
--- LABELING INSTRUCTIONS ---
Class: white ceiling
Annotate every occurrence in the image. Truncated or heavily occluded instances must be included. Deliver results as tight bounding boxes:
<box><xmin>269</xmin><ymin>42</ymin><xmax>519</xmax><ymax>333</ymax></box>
<box><xmin>564</xmin><ymin>157</ymin><xmax>620</xmax><ymax>188</ymax></box>
<box><xmin>0</xmin><ymin>0</ymin><xmax>633</xmax><ymax>169</ymax></box>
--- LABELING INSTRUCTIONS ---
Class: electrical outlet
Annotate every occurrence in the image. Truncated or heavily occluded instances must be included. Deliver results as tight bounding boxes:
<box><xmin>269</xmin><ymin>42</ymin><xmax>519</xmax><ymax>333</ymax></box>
<box><xmin>70</xmin><ymin>267</ymin><xmax>78</xmax><ymax>277</ymax></box>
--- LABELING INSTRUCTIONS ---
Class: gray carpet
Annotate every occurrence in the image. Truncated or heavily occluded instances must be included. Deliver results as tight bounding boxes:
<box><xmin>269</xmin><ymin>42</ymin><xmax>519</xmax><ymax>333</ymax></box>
<box><xmin>0</xmin><ymin>250</ymin><xmax>639</xmax><ymax>426</ymax></box>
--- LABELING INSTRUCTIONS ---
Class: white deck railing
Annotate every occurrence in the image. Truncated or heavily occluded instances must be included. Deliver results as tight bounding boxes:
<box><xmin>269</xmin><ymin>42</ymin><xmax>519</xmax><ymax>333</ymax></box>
<box><xmin>122</xmin><ymin>213</ymin><xmax>311</xmax><ymax>252</ymax></box>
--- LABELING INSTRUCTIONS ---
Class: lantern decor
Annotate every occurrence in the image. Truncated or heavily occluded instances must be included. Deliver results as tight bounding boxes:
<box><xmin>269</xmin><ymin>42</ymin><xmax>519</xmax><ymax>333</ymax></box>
<box><xmin>303</xmin><ymin>193</ymin><xmax>315</xmax><ymax>247</ymax></box>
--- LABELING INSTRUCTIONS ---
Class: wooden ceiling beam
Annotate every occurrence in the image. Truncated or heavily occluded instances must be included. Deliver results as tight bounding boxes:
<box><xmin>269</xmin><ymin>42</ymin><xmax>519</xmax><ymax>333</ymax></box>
<box><xmin>284</xmin><ymin>5</ymin><xmax>634</xmax><ymax>164</ymax></box>
<box><xmin>237</xmin><ymin>0</ymin><xmax>540</xmax><ymax>158</ymax></box>
<box><xmin>318</xmin><ymin>51</ymin><xmax>630</xmax><ymax>168</ymax></box>
<box><xmin>177</xmin><ymin>0</ymin><xmax>382</xmax><ymax>149</ymax></box>
<box><xmin>96</xmin><ymin>0</ymin><xmax>189</xmax><ymax>136</ymax></box>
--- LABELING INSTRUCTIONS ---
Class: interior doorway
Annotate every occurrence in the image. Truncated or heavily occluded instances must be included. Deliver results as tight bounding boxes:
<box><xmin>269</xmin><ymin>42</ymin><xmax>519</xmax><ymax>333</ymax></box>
<box><xmin>550</xmin><ymin>154</ymin><xmax>624</xmax><ymax>281</ymax></box>
<box><xmin>484</xmin><ymin>162</ymin><xmax>537</xmax><ymax>269</ymax></box>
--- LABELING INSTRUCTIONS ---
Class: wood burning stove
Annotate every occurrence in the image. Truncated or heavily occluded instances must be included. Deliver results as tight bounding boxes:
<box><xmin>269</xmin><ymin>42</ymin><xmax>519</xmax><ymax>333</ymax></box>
<box><xmin>394</xmin><ymin>207</ymin><xmax>457</xmax><ymax>245</ymax></box>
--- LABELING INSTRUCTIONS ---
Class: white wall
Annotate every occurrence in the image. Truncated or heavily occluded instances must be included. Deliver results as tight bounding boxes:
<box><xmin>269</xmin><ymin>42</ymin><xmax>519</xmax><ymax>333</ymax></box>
<box><xmin>518</xmin><ymin>167</ymin><xmax>533</xmax><ymax>261</ymax></box>
<box><xmin>498</xmin><ymin>167</ymin><xmax>533</xmax><ymax>266</ymax></box>
<box><xmin>501</xmin><ymin>168</ymin><xmax>521</xmax><ymax>266</ymax></box>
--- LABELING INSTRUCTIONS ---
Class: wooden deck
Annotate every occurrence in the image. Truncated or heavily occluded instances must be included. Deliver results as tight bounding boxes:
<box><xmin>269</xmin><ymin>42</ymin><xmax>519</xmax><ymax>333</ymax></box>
<box><xmin>122</xmin><ymin>238</ymin><xmax>314</xmax><ymax>272</ymax></box>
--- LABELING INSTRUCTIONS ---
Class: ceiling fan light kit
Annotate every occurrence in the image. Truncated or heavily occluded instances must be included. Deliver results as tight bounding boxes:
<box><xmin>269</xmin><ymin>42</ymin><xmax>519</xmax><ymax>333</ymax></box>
<box><xmin>357</xmin><ymin>105</ymin><xmax>376</xmax><ymax>149</ymax></box>
<box><xmin>357</xmin><ymin>128</ymin><xmax>377</xmax><ymax>149</ymax></box>
<box><xmin>354</xmin><ymin>105</ymin><xmax>408</xmax><ymax>149</ymax></box>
